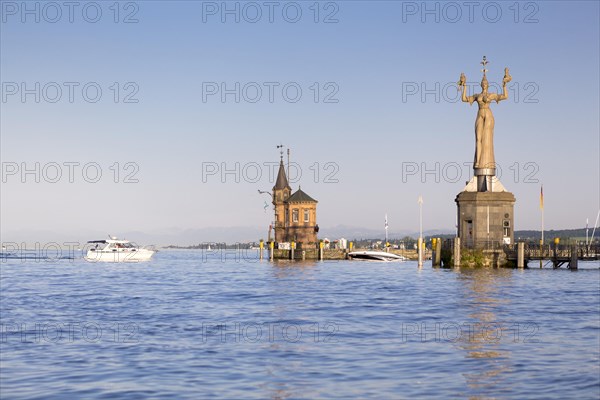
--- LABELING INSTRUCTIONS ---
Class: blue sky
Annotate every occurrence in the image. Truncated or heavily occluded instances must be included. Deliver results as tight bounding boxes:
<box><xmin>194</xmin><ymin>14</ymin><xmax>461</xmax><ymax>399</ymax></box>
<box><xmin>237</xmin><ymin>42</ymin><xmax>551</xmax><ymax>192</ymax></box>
<box><xmin>1</xmin><ymin>1</ymin><xmax>599</xmax><ymax>241</ymax></box>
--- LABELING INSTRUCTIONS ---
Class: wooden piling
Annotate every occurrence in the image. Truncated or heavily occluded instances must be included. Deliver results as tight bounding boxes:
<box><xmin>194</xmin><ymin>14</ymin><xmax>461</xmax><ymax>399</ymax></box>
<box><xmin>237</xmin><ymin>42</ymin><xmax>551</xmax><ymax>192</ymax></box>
<box><xmin>319</xmin><ymin>241</ymin><xmax>324</xmax><ymax>261</ymax></box>
<box><xmin>517</xmin><ymin>242</ymin><xmax>525</xmax><ymax>268</ymax></box>
<box><xmin>418</xmin><ymin>238</ymin><xmax>423</xmax><ymax>267</ymax></box>
<box><xmin>552</xmin><ymin>238</ymin><xmax>559</xmax><ymax>268</ymax></box>
<box><xmin>269</xmin><ymin>241</ymin><xmax>274</xmax><ymax>261</ymax></box>
<box><xmin>291</xmin><ymin>241</ymin><xmax>295</xmax><ymax>260</ymax></box>
<box><xmin>453</xmin><ymin>238</ymin><xmax>461</xmax><ymax>267</ymax></box>
<box><xmin>432</xmin><ymin>238</ymin><xmax>442</xmax><ymax>267</ymax></box>
<box><xmin>259</xmin><ymin>240</ymin><xmax>264</xmax><ymax>261</ymax></box>
<box><xmin>569</xmin><ymin>245</ymin><xmax>578</xmax><ymax>269</ymax></box>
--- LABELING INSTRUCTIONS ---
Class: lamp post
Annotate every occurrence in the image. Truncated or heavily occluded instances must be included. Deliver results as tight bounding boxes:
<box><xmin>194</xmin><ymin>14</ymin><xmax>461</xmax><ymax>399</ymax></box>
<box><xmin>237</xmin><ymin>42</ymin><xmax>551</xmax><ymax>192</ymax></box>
<box><xmin>418</xmin><ymin>195</ymin><xmax>423</xmax><ymax>268</ymax></box>
<box><xmin>258</xmin><ymin>190</ymin><xmax>273</xmax><ymax>242</ymax></box>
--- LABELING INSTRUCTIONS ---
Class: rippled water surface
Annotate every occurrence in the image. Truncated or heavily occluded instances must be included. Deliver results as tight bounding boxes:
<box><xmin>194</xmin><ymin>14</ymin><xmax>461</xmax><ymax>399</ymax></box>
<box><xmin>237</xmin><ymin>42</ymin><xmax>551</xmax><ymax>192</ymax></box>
<box><xmin>1</xmin><ymin>251</ymin><xmax>599</xmax><ymax>399</ymax></box>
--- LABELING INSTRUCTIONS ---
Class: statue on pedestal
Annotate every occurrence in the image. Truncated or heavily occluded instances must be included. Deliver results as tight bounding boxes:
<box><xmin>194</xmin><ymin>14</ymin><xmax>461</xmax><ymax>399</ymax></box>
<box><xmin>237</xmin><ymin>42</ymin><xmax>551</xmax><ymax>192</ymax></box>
<box><xmin>454</xmin><ymin>56</ymin><xmax>516</xmax><ymax>250</ymax></box>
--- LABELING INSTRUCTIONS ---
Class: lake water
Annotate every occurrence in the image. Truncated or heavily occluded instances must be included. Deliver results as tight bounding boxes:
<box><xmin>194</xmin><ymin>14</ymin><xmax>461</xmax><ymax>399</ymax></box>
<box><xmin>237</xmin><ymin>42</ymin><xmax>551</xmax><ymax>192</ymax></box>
<box><xmin>1</xmin><ymin>251</ymin><xmax>599</xmax><ymax>399</ymax></box>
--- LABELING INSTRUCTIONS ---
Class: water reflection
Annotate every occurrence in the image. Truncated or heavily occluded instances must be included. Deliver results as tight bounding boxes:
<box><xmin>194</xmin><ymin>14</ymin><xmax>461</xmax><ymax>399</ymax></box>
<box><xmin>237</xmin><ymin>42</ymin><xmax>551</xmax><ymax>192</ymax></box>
<box><xmin>258</xmin><ymin>261</ymin><xmax>321</xmax><ymax>399</ymax></box>
<box><xmin>267</xmin><ymin>260</ymin><xmax>320</xmax><ymax>285</ymax></box>
<box><xmin>456</xmin><ymin>268</ymin><xmax>514</xmax><ymax>393</ymax></box>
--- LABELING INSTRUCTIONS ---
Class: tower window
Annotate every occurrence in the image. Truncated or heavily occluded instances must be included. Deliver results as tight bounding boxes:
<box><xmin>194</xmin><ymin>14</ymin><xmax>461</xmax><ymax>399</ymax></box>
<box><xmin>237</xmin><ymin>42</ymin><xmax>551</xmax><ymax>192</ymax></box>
<box><xmin>292</xmin><ymin>209</ymin><xmax>299</xmax><ymax>223</ymax></box>
<box><xmin>304</xmin><ymin>210</ymin><xmax>310</xmax><ymax>223</ymax></box>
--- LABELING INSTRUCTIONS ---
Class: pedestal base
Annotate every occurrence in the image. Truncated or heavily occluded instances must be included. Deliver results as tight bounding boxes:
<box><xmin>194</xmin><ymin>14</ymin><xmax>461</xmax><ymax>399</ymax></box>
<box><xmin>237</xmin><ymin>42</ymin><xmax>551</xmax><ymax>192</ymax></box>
<box><xmin>455</xmin><ymin>190</ymin><xmax>516</xmax><ymax>248</ymax></box>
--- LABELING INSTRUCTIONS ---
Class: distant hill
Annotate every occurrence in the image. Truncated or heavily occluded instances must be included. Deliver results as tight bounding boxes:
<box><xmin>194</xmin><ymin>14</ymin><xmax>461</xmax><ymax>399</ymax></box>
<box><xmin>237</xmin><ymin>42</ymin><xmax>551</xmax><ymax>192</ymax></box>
<box><xmin>514</xmin><ymin>228</ymin><xmax>597</xmax><ymax>240</ymax></box>
<box><xmin>319</xmin><ymin>224</ymin><xmax>453</xmax><ymax>240</ymax></box>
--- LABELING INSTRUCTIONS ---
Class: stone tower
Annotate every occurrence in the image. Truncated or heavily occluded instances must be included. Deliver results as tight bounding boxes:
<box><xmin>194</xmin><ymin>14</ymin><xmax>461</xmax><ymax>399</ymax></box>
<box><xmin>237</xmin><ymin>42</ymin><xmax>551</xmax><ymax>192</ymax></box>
<box><xmin>271</xmin><ymin>156</ymin><xmax>319</xmax><ymax>248</ymax></box>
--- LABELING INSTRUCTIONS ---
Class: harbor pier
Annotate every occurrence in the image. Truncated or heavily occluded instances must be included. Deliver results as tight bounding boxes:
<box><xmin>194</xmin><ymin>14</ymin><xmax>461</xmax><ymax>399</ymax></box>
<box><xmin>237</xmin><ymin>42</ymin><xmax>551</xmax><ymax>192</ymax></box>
<box><xmin>266</xmin><ymin>241</ymin><xmax>429</xmax><ymax>261</ymax></box>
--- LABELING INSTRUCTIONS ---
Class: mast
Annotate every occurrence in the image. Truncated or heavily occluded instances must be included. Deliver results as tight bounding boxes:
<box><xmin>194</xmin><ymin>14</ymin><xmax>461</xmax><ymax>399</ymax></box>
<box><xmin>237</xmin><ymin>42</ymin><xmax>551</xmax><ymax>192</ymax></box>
<box><xmin>385</xmin><ymin>214</ymin><xmax>388</xmax><ymax>248</ymax></box>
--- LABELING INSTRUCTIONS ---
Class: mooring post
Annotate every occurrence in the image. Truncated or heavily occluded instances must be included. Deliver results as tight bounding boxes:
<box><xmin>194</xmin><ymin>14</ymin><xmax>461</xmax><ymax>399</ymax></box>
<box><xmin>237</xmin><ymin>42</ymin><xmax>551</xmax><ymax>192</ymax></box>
<box><xmin>269</xmin><ymin>241</ymin><xmax>274</xmax><ymax>261</ymax></box>
<box><xmin>302</xmin><ymin>250</ymin><xmax>306</xmax><ymax>260</ymax></box>
<box><xmin>569</xmin><ymin>245</ymin><xmax>578</xmax><ymax>269</ymax></box>
<box><xmin>259</xmin><ymin>240</ymin><xmax>264</xmax><ymax>261</ymax></box>
<box><xmin>291</xmin><ymin>241</ymin><xmax>295</xmax><ymax>260</ymax></box>
<box><xmin>418</xmin><ymin>237</ymin><xmax>423</xmax><ymax>267</ymax></box>
<box><xmin>553</xmin><ymin>238</ymin><xmax>559</xmax><ymax>268</ymax></box>
<box><xmin>517</xmin><ymin>242</ymin><xmax>525</xmax><ymax>268</ymax></box>
<box><xmin>319</xmin><ymin>241</ymin><xmax>324</xmax><ymax>261</ymax></box>
<box><xmin>453</xmin><ymin>237</ymin><xmax>461</xmax><ymax>267</ymax></box>
<box><xmin>434</xmin><ymin>238</ymin><xmax>442</xmax><ymax>266</ymax></box>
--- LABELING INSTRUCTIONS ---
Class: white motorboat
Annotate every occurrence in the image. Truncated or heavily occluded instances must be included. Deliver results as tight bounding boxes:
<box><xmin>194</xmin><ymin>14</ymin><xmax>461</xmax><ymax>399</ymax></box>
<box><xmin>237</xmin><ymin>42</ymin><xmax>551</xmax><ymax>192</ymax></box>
<box><xmin>348</xmin><ymin>214</ymin><xmax>408</xmax><ymax>262</ymax></box>
<box><xmin>85</xmin><ymin>237</ymin><xmax>155</xmax><ymax>262</ymax></box>
<box><xmin>348</xmin><ymin>251</ymin><xmax>408</xmax><ymax>262</ymax></box>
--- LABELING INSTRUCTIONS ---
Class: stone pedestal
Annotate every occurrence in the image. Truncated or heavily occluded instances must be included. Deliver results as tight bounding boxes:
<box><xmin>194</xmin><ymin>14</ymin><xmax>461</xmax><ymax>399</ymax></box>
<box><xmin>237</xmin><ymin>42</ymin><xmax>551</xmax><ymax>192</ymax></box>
<box><xmin>455</xmin><ymin>190</ymin><xmax>515</xmax><ymax>248</ymax></box>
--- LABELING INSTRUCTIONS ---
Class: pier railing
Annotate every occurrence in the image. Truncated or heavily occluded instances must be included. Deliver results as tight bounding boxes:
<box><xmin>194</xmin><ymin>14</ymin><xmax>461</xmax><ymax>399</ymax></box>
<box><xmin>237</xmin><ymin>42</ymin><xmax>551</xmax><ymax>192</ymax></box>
<box><xmin>507</xmin><ymin>243</ymin><xmax>599</xmax><ymax>260</ymax></box>
<box><xmin>440</xmin><ymin>238</ymin><xmax>599</xmax><ymax>268</ymax></box>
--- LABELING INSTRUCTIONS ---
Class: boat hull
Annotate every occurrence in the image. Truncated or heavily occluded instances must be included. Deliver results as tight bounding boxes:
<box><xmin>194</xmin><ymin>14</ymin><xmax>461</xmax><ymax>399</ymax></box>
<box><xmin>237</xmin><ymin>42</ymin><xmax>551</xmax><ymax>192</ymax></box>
<box><xmin>85</xmin><ymin>249</ymin><xmax>155</xmax><ymax>262</ymax></box>
<box><xmin>348</xmin><ymin>251</ymin><xmax>407</xmax><ymax>262</ymax></box>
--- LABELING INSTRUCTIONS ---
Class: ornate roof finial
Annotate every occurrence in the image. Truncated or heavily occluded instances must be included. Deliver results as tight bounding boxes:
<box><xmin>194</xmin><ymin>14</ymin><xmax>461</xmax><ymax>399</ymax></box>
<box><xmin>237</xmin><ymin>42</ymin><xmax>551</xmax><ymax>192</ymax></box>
<box><xmin>277</xmin><ymin>144</ymin><xmax>284</xmax><ymax>160</ymax></box>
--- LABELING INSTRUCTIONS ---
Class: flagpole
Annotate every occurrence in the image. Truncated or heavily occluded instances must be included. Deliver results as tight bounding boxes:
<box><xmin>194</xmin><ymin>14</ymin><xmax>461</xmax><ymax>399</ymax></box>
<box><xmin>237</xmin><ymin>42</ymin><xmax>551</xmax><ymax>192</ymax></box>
<box><xmin>385</xmin><ymin>214</ymin><xmax>389</xmax><ymax>252</ymax></box>
<box><xmin>590</xmin><ymin>210</ymin><xmax>600</xmax><ymax>247</ymax></box>
<box><xmin>586</xmin><ymin>218</ymin><xmax>589</xmax><ymax>247</ymax></box>
<box><xmin>419</xmin><ymin>198</ymin><xmax>423</xmax><ymax>242</ymax></box>
<box><xmin>541</xmin><ymin>208</ymin><xmax>544</xmax><ymax>244</ymax></box>
<box><xmin>540</xmin><ymin>185</ymin><xmax>544</xmax><ymax>268</ymax></box>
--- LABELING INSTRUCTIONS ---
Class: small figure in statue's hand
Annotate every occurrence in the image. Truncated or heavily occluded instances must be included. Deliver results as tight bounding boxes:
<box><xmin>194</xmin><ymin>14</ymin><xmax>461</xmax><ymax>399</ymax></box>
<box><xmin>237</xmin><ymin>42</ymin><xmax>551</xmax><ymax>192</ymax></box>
<box><xmin>503</xmin><ymin>68</ymin><xmax>512</xmax><ymax>85</ymax></box>
<box><xmin>458</xmin><ymin>72</ymin><xmax>466</xmax><ymax>88</ymax></box>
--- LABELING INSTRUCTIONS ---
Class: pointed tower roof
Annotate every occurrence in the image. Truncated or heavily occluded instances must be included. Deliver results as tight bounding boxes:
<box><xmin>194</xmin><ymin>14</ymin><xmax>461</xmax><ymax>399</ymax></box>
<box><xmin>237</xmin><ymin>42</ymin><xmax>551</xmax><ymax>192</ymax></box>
<box><xmin>287</xmin><ymin>187</ymin><xmax>317</xmax><ymax>203</ymax></box>
<box><xmin>273</xmin><ymin>157</ymin><xmax>290</xmax><ymax>190</ymax></box>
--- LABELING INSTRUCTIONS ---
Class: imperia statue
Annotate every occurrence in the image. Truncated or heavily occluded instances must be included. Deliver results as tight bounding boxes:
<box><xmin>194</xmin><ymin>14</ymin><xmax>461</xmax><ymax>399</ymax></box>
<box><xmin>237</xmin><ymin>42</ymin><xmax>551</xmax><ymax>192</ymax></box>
<box><xmin>458</xmin><ymin>56</ymin><xmax>512</xmax><ymax>171</ymax></box>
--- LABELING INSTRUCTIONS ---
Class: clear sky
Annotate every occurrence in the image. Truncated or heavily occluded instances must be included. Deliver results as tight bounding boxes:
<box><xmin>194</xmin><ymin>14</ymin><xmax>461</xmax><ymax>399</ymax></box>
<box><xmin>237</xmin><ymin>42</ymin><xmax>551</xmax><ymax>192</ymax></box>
<box><xmin>1</xmin><ymin>0</ymin><xmax>599</xmax><ymax>242</ymax></box>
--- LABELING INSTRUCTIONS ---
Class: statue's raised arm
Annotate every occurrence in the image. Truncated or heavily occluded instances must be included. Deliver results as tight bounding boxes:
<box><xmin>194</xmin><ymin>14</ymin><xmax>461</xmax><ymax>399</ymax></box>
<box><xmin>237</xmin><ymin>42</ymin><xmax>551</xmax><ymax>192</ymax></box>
<box><xmin>496</xmin><ymin>67</ymin><xmax>512</xmax><ymax>103</ymax></box>
<box><xmin>458</xmin><ymin>72</ymin><xmax>474</xmax><ymax>104</ymax></box>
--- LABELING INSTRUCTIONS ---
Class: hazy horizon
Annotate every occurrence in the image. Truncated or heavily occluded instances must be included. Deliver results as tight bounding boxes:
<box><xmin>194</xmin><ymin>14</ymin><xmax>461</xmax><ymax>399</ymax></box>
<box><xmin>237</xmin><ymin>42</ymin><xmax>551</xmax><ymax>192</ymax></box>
<box><xmin>3</xmin><ymin>223</ymin><xmax>597</xmax><ymax>248</ymax></box>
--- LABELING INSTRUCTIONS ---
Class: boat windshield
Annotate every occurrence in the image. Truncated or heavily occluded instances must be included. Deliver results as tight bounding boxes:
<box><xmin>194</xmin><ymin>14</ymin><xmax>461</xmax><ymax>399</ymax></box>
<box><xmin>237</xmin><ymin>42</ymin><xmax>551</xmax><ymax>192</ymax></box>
<box><xmin>109</xmin><ymin>242</ymin><xmax>136</xmax><ymax>249</ymax></box>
